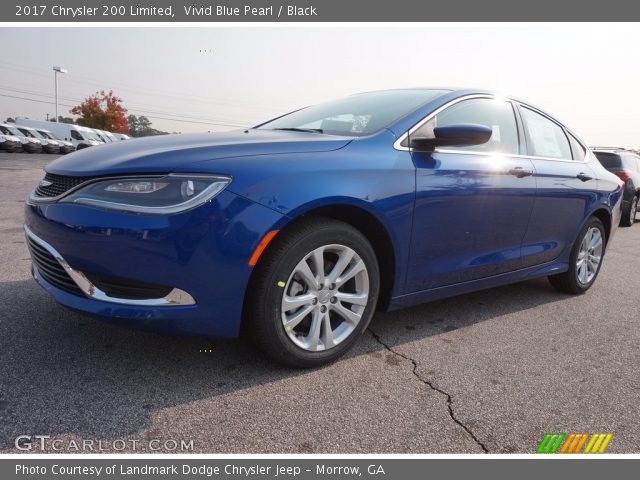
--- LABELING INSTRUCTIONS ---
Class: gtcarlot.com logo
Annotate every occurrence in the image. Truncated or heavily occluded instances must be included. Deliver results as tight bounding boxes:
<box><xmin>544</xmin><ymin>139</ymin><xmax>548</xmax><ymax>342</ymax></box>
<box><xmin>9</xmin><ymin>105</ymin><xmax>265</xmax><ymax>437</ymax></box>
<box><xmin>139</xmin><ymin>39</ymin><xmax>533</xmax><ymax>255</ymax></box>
<box><xmin>14</xmin><ymin>435</ymin><xmax>194</xmax><ymax>452</ymax></box>
<box><xmin>537</xmin><ymin>432</ymin><xmax>613</xmax><ymax>454</ymax></box>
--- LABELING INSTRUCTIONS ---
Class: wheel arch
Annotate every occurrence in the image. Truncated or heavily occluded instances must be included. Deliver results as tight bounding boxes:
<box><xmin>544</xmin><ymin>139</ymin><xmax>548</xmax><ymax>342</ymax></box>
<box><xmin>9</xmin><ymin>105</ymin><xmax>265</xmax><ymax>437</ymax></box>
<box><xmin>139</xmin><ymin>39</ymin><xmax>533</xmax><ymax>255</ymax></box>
<box><xmin>590</xmin><ymin>207</ymin><xmax>612</xmax><ymax>245</ymax></box>
<box><xmin>244</xmin><ymin>201</ymin><xmax>397</xmax><ymax>315</ymax></box>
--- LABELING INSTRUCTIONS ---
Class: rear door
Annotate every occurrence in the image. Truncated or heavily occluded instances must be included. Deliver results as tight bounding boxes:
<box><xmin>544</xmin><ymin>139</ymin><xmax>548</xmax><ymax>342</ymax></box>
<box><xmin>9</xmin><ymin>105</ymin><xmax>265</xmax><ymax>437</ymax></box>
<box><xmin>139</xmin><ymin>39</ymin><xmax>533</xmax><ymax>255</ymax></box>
<box><xmin>405</xmin><ymin>97</ymin><xmax>537</xmax><ymax>292</ymax></box>
<box><xmin>517</xmin><ymin>104</ymin><xmax>598</xmax><ymax>267</ymax></box>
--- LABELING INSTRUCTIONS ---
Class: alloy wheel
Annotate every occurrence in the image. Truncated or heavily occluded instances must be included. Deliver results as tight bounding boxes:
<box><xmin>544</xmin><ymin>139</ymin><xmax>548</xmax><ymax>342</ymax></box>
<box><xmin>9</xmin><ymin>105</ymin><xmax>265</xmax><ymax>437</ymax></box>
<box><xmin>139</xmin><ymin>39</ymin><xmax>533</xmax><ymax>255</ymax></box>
<box><xmin>280</xmin><ymin>244</ymin><xmax>369</xmax><ymax>351</ymax></box>
<box><xmin>576</xmin><ymin>227</ymin><xmax>603</xmax><ymax>286</ymax></box>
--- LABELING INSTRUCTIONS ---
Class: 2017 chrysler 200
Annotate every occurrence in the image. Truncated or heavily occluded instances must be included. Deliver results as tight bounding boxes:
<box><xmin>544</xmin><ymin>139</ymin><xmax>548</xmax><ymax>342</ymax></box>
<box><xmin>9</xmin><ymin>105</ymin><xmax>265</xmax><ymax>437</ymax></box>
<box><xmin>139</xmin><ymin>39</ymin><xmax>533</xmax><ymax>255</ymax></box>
<box><xmin>25</xmin><ymin>89</ymin><xmax>623</xmax><ymax>367</ymax></box>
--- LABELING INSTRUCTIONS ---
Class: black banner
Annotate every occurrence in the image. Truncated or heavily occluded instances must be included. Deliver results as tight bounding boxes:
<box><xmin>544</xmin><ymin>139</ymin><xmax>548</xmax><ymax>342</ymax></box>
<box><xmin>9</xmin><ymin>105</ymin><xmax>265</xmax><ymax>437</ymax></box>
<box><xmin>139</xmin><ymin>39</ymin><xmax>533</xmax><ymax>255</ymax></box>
<box><xmin>3</xmin><ymin>458</ymin><xmax>640</xmax><ymax>479</ymax></box>
<box><xmin>4</xmin><ymin>0</ymin><xmax>640</xmax><ymax>22</ymax></box>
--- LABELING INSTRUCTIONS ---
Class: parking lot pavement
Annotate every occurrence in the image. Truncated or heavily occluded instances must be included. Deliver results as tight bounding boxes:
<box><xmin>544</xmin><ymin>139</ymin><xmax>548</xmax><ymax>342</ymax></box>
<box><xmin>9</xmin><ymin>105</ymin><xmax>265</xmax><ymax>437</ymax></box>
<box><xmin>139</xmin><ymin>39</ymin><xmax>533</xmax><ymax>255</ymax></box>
<box><xmin>0</xmin><ymin>152</ymin><xmax>638</xmax><ymax>453</ymax></box>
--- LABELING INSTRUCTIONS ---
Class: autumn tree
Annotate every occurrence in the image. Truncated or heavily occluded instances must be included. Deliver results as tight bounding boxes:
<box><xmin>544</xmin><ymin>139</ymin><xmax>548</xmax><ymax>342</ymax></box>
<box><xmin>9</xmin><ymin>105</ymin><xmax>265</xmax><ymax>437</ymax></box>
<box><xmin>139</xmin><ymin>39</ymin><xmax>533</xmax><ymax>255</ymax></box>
<box><xmin>70</xmin><ymin>90</ymin><xmax>128</xmax><ymax>133</ymax></box>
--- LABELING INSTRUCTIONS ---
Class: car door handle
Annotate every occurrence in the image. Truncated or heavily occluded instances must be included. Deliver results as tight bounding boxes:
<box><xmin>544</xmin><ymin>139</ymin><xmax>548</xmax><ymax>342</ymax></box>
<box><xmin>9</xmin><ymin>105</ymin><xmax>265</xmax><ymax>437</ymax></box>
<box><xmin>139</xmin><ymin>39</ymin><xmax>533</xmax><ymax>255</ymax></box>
<box><xmin>577</xmin><ymin>172</ymin><xmax>593</xmax><ymax>182</ymax></box>
<box><xmin>508</xmin><ymin>167</ymin><xmax>534</xmax><ymax>178</ymax></box>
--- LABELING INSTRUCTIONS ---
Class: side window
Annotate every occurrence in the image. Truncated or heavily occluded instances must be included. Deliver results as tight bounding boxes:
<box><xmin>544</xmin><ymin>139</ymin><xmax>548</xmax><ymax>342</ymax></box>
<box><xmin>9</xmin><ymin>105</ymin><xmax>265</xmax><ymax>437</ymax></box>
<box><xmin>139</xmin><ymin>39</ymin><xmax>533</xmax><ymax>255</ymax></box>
<box><xmin>568</xmin><ymin>133</ymin><xmax>586</xmax><ymax>161</ymax></box>
<box><xmin>411</xmin><ymin>98</ymin><xmax>520</xmax><ymax>155</ymax></box>
<box><xmin>71</xmin><ymin>130</ymin><xmax>84</xmax><ymax>140</ymax></box>
<box><xmin>623</xmin><ymin>154</ymin><xmax>640</xmax><ymax>173</ymax></box>
<box><xmin>521</xmin><ymin>107</ymin><xmax>572</xmax><ymax>160</ymax></box>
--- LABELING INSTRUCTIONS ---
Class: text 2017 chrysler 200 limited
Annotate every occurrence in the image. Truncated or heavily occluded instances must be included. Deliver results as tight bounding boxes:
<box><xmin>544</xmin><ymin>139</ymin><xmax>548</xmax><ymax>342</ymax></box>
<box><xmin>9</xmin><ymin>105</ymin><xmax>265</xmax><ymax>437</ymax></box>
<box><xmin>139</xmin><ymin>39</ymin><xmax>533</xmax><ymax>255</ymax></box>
<box><xmin>25</xmin><ymin>89</ymin><xmax>623</xmax><ymax>367</ymax></box>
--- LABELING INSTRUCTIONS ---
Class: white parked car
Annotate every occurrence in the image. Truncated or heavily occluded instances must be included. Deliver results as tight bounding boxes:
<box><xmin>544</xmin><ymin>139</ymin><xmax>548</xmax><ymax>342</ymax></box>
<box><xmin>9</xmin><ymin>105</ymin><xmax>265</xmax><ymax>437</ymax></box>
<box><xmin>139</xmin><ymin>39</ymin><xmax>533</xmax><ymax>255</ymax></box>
<box><xmin>16</xmin><ymin>119</ymin><xmax>101</xmax><ymax>149</ymax></box>
<box><xmin>16</xmin><ymin>125</ymin><xmax>62</xmax><ymax>154</ymax></box>
<box><xmin>0</xmin><ymin>123</ymin><xmax>42</xmax><ymax>153</ymax></box>
<box><xmin>36</xmin><ymin>128</ymin><xmax>75</xmax><ymax>154</ymax></box>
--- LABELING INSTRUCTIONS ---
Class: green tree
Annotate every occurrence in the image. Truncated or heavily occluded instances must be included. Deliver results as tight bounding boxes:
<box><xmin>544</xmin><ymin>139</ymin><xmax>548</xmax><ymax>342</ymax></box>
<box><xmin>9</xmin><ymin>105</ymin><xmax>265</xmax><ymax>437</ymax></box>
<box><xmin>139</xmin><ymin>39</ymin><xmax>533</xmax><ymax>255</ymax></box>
<box><xmin>127</xmin><ymin>114</ymin><xmax>168</xmax><ymax>137</ymax></box>
<box><xmin>49</xmin><ymin>116</ymin><xmax>75</xmax><ymax>124</ymax></box>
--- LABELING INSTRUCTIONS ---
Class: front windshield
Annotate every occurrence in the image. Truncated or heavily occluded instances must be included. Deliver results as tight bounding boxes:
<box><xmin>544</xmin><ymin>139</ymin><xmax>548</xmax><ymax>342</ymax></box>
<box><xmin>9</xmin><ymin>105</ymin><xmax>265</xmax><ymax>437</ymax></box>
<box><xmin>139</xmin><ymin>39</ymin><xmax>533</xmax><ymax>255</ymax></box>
<box><xmin>22</xmin><ymin>128</ymin><xmax>44</xmax><ymax>139</ymax></box>
<box><xmin>257</xmin><ymin>89</ymin><xmax>447</xmax><ymax>137</ymax></box>
<box><xmin>39</xmin><ymin>130</ymin><xmax>57</xmax><ymax>140</ymax></box>
<box><xmin>82</xmin><ymin>130</ymin><xmax>101</xmax><ymax>142</ymax></box>
<box><xmin>1</xmin><ymin>125</ymin><xmax>23</xmax><ymax>136</ymax></box>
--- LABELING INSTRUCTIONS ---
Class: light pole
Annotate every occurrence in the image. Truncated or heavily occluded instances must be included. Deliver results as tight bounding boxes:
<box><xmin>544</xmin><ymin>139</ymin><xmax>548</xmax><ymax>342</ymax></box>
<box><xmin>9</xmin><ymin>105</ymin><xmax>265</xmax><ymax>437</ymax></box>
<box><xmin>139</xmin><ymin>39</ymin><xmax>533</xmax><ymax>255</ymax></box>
<box><xmin>53</xmin><ymin>66</ymin><xmax>67</xmax><ymax>123</ymax></box>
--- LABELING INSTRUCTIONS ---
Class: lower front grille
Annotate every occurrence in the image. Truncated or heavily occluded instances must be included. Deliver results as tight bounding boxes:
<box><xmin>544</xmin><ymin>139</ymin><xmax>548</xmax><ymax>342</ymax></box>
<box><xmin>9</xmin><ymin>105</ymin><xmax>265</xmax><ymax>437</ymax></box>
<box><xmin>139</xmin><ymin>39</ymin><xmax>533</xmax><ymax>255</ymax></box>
<box><xmin>84</xmin><ymin>273</ymin><xmax>173</xmax><ymax>300</ymax></box>
<box><xmin>25</xmin><ymin>226</ymin><xmax>195</xmax><ymax>306</ymax></box>
<box><xmin>26</xmin><ymin>236</ymin><xmax>84</xmax><ymax>296</ymax></box>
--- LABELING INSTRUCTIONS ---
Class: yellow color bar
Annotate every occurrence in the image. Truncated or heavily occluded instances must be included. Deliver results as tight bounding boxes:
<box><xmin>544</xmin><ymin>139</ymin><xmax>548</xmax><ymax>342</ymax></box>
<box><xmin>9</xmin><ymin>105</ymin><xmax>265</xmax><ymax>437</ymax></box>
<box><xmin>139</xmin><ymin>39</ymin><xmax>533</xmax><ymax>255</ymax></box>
<box><xmin>598</xmin><ymin>434</ymin><xmax>613</xmax><ymax>453</ymax></box>
<box><xmin>584</xmin><ymin>434</ymin><xmax>598</xmax><ymax>453</ymax></box>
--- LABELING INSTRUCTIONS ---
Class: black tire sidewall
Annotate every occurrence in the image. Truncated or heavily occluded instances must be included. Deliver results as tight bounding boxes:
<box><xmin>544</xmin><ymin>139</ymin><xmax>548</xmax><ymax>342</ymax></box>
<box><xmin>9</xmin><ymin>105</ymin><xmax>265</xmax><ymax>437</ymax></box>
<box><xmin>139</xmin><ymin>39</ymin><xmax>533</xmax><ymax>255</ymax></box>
<box><xmin>630</xmin><ymin>197</ymin><xmax>638</xmax><ymax>225</ymax></box>
<box><xmin>250</xmin><ymin>219</ymin><xmax>380</xmax><ymax>368</ymax></box>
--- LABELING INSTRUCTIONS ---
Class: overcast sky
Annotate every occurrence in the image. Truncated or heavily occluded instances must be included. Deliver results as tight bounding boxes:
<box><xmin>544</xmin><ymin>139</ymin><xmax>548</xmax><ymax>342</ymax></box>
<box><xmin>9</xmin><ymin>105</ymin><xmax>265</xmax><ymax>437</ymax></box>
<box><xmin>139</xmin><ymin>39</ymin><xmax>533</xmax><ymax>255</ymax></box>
<box><xmin>0</xmin><ymin>25</ymin><xmax>638</xmax><ymax>146</ymax></box>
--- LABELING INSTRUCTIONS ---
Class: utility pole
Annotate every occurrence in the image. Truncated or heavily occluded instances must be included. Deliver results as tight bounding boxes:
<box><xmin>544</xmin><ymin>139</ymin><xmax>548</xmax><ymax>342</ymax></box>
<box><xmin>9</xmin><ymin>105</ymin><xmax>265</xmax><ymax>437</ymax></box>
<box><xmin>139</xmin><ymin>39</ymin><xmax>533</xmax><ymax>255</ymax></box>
<box><xmin>53</xmin><ymin>66</ymin><xmax>68</xmax><ymax>123</ymax></box>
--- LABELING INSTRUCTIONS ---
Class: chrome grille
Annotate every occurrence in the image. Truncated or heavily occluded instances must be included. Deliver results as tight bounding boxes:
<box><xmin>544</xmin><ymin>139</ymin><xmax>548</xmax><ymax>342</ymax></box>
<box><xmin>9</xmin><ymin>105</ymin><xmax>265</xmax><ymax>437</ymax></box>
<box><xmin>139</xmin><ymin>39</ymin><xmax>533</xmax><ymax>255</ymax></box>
<box><xmin>26</xmin><ymin>235</ymin><xmax>83</xmax><ymax>295</ymax></box>
<box><xmin>34</xmin><ymin>173</ymin><xmax>92</xmax><ymax>198</ymax></box>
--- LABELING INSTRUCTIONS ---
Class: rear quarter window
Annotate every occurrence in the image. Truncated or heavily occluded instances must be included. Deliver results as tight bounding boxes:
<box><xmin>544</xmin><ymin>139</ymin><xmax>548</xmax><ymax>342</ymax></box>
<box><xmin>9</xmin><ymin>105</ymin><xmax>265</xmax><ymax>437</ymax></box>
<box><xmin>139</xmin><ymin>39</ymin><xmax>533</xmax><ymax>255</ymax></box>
<box><xmin>594</xmin><ymin>152</ymin><xmax>623</xmax><ymax>170</ymax></box>
<box><xmin>622</xmin><ymin>154</ymin><xmax>640</xmax><ymax>173</ymax></box>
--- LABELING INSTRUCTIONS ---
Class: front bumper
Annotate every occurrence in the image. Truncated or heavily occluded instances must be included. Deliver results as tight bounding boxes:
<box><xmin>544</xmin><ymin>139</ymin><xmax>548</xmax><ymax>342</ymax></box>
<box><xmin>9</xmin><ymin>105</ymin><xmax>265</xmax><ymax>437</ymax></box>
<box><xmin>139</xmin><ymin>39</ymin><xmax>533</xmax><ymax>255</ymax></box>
<box><xmin>25</xmin><ymin>190</ymin><xmax>286</xmax><ymax>338</ymax></box>
<box><xmin>1</xmin><ymin>140</ymin><xmax>21</xmax><ymax>151</ymax></box>
<box><xmin>24</xmin><ymin>142</ymin><xmax>42</xmax><ymax>153</ymax></box>
<box><xmin>44</xmin><ymin>144</ymin><xmax>61</xmax><ymax>154</ymax></box>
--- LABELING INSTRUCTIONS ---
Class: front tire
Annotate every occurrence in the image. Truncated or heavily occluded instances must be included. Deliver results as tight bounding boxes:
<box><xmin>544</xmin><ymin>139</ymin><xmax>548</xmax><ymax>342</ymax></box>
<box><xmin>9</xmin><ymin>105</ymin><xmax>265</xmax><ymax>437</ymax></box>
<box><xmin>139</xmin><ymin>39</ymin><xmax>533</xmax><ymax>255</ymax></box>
<box><xmin>548</xmin><ymin>217</ymin><xmax>606</xmax><ymax>294</ymax></box>
<box><xmin>246</xmin><ymin>218</ymin><xmax>380</xmax><ymax>368</ymax></box>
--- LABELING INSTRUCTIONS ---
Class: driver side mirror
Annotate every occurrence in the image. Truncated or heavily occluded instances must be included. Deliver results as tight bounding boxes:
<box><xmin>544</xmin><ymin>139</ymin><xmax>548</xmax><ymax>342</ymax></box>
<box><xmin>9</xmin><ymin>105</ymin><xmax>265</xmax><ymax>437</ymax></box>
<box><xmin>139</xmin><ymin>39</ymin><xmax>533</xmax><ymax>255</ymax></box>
<box><xmin>409</xmin><ymin>123</ymin><xmax>493</xmax><ymax>152</ymax></box>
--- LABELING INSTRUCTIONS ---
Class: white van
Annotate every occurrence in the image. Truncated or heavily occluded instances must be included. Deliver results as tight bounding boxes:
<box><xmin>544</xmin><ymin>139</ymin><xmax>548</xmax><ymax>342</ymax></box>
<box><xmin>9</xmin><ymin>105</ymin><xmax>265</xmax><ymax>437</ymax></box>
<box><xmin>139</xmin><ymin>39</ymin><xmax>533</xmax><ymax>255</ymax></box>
<box><xmin>16</xmin><ymin>118</ymin><xmax>102</xmax><ymax>149</ymax></box>
<box><xmin>90</xmin><ymin>128</ymin><xmax>111</xmax><ymax>144</ymax></box>
<box><xmin>104</xmin><ymin>131</ymin><xmax>118</xmax><ymax>142</ymax></box>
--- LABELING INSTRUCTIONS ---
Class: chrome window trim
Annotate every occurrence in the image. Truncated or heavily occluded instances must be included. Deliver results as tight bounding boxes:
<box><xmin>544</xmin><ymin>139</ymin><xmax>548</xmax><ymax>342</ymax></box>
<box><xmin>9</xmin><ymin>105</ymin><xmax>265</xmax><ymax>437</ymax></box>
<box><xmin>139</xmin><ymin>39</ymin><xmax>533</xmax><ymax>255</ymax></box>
<box><xmin>394</xmin><ymin>94</ymin><xmax>590</xmax><ymax>164</ymax></box>
<box><xmin>434</xmin><ymin>149</ymin><xmax>589</xmax><ymax>164</ymax></box>
<box><xmin>393</xmin><ymin>94</ymin><xmax>494</xmax><ymax>152</ymax></box>
<box><xmin>24</xmin><ymin>225</ymin><xmax>196</xmax><ymax>307</ymax></box>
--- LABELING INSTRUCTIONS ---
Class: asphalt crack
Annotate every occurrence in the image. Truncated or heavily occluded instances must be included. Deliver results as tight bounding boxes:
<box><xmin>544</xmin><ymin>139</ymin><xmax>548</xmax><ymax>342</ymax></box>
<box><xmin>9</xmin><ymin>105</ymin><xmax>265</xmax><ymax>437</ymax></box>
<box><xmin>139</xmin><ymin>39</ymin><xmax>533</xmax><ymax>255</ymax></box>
<box><xmin>368</xmin><ymin>327</ymin><xmax>489</xmax><ymax>453</ymax></box>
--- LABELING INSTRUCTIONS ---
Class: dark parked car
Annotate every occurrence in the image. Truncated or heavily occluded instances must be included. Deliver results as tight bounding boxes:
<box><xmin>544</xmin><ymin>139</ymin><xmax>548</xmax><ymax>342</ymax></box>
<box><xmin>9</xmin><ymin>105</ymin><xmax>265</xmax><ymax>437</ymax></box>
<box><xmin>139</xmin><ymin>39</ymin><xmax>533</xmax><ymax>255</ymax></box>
<box><xmin>25</xmin><ymin>89</ymin><xmax>624</xmax><ymax>367</ymax></box>
<box><xmin>592</xmin><ymin>147</ymin><xmax>640</xmax><ymax>226</ymax></box>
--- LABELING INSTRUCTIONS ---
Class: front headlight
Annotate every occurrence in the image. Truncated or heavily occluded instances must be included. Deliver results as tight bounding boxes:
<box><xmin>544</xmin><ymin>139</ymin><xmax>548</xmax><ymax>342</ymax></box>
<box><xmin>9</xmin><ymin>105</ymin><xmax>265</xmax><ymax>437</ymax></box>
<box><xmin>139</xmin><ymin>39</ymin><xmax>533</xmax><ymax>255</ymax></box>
<box><xmin>60</xmin><ymin>174</ymin><xmax>231</xmax><ymax>214</ymax></box>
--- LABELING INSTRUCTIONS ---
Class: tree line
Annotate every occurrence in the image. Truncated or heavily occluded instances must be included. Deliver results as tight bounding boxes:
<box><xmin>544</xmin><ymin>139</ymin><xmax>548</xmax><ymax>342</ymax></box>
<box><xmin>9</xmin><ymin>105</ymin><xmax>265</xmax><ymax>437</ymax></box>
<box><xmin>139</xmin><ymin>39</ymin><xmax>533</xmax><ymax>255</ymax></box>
<box><xmin>6</xmin><ymin>90</ymin><xmax>171</xmax><ymax>138</ymax></box>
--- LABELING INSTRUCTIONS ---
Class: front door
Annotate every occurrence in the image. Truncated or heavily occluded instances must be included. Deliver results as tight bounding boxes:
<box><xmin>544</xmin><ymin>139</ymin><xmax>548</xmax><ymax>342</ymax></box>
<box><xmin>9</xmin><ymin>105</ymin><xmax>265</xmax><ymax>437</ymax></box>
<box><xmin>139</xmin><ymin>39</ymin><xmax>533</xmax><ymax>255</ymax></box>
<box><xmin>405</xmin><ymin>97</ymin><xmax>537</xmax><ymax>293</ymax></box>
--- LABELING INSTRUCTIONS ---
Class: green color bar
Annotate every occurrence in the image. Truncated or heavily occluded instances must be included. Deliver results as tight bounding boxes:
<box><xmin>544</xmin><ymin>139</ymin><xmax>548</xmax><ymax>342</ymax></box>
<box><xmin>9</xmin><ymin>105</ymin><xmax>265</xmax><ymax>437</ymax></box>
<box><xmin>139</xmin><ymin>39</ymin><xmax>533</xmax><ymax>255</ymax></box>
<box><xmin>549</xmin><ymin>433</ymin><xmax>566</xmax><ymax>453</ymax></box>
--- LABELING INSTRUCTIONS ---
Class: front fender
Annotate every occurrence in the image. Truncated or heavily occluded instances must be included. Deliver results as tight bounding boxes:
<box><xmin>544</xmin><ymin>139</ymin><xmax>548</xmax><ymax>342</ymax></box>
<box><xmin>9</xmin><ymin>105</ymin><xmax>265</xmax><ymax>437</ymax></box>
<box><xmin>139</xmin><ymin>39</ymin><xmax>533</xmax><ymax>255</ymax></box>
<box><xmin>224</xmin><ymin>130</ymin><xmax>417</xmax><ymax>298</ymax></box>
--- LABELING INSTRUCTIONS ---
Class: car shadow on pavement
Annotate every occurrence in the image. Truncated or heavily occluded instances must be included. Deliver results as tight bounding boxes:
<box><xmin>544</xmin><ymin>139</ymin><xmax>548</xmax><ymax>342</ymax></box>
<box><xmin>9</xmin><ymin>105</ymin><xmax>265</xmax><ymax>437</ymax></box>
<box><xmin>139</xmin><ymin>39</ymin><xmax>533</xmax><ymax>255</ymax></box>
<box><xmin>0</xmin><ymin>275</ymin><xmax>569</xmax><ymax>451</ymax></box>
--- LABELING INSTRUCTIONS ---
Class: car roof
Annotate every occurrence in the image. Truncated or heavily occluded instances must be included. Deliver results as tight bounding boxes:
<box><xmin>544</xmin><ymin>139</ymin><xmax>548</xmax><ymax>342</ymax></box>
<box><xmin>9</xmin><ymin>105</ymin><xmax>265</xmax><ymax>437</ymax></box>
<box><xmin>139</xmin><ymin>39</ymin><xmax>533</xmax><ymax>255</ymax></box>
<box><xmin>591</xmin><ymin>147</ymin><xmax>632</xmax><ymax>153</ymax></box>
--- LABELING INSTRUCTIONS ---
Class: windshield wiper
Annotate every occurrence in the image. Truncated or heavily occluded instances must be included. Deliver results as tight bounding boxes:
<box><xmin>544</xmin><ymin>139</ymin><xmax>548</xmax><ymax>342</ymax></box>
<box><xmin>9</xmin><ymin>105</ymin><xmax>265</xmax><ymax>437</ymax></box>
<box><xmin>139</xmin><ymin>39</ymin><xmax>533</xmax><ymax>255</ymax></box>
<box><xmin>272</xmin><ymin>127</ymin><xmax>323</xmax><ymax>134</ymax></box>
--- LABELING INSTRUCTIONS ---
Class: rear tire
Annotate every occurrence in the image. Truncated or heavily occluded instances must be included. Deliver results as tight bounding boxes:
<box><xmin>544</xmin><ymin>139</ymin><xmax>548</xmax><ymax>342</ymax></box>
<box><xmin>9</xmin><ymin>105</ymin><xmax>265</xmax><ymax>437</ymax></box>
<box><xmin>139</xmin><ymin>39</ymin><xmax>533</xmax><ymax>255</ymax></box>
<box><xmin>548</xmin><ymin>217</ymin><xmax>606</xmax><ymax>294</ymax></box>
<box><xmin>246</xmin><ymin>217</ymin><xmax>380</xmax><ymax>368</ymax></box>
<box><xmin>620</xmin><ymin>195</ymin><xmax>638</xmax><ymax>227</ymax></box>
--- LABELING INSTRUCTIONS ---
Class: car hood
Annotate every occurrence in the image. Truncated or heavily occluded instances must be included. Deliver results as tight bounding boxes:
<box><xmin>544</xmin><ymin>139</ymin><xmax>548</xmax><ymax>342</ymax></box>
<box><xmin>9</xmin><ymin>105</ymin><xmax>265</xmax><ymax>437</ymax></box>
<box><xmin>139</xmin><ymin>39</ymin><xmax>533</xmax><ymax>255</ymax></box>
<box><xmin>46</xmin><ymin>130</ymin><xmax>353</xmax><ymax>176</ymax></box>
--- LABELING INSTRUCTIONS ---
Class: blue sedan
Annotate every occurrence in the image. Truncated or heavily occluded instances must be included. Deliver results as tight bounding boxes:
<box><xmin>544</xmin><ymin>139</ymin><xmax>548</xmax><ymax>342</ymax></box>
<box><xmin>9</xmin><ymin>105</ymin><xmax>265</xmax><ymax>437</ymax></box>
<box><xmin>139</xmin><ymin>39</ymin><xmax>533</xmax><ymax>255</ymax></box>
<box><xmin>25</xmin><ymin>89</ymin><xmax>623</xmax><ymax>367</ymax></box>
